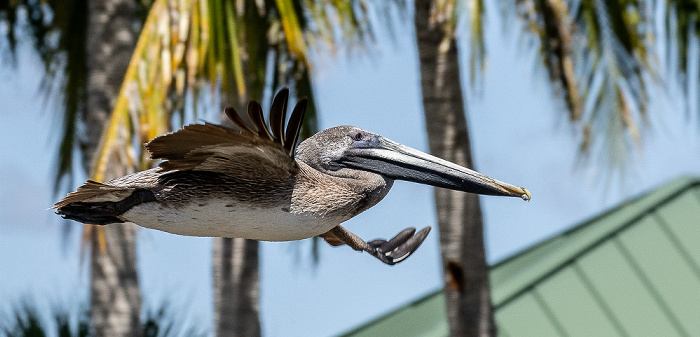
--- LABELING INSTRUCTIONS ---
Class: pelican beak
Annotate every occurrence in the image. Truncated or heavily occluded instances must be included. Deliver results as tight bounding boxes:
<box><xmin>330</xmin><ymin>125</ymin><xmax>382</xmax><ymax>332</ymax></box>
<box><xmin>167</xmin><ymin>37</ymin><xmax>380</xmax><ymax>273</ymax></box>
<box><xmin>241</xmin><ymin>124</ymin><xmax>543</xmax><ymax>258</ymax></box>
<box><xmin>342</xmin><ymin>137</ymin><xmax>530</xmax><ymax>201</ymax></box>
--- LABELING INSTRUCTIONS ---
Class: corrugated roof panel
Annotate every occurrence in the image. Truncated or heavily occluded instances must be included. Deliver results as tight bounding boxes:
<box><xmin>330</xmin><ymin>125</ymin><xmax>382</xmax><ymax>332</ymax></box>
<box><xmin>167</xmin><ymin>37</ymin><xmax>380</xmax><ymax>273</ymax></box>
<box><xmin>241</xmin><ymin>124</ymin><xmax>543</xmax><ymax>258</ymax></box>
<box><xmin>536</xmin><ymin>268</ymin><xmax>623</xmax><ymax>337</ymax></box>
<box><xmin>495</xmin><ymin>293</ymin><xmax>562</xmax><ymax>337</ymax></box>
<box><xmin>577</xmin><ymin>241</ymin><xmax>681</xmax><ymax>336</ymax></box>
<box><xmin>341</xmin><ymin>178</ymin><xmax>700</xmax><ymax>337</ymax></box>
<box><xmin>619</xmin><ymin>215</ymin><xmax>700</xmax><ymax>336</ymax></box>
<box><xmin>490</xmin><ymin>236</ymin><xmax>570</xmax><ymax>302</ymax></box>
<box><xmin>655</xmin><ymin>190</ymin><xmax>700</xmax><ymax>276</ymax></box>
<box><xmin>491</xmin><ymin>178</ymin><xmax>697</xmax><ymax>306</ymax></box>
<box><xmin>338</xmin><ymin>291</ymin><xmax>447</xmax><ymax>337</ymax></box>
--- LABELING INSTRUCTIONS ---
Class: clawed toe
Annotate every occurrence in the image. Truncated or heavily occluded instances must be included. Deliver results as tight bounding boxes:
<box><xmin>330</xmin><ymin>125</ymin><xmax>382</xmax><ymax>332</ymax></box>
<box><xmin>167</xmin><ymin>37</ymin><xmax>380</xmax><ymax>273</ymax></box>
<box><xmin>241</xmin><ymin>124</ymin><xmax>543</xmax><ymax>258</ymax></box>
<box><xmin>368</xmin><ymin>227</ymin><xmax>416</xmax><ymax>251</ymax></box>
<box><xmin>326</xmin><ymin>225</ymin><xmax>432</xmax><ymax>266</ymax></box>
<box><xmin>368</xmin><ymin>226</ymin><xmax>431</xmax><ymax>265</ymax></box>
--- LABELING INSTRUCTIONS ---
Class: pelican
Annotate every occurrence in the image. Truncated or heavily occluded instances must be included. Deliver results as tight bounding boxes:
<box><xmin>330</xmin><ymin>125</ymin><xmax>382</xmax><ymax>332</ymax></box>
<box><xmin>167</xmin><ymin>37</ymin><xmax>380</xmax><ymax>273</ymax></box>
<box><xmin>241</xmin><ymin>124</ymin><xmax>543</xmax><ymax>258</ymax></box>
<box><xmin>55</xmin><ymin>89</ymin><xmax>530</xmax><ymax>265</ymax></box>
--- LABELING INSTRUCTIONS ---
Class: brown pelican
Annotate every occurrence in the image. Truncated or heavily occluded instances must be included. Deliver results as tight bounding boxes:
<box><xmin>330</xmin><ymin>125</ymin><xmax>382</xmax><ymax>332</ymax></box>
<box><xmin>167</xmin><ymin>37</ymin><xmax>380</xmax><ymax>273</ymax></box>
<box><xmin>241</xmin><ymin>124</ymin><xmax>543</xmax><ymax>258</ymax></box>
<box><xmin>55</xmin><ymin>89</ymin><xmax>530</xmax><ymax>265</ymax></box>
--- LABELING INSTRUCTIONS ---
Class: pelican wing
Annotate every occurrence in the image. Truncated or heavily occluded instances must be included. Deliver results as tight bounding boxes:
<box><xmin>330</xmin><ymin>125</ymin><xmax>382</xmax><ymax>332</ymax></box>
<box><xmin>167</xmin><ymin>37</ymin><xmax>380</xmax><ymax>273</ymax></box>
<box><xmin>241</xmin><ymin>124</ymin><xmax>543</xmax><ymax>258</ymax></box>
<box><xmin>145</xmin><ymin>89</ymin><xmax>307</xmax><ymax>175</ymax></box>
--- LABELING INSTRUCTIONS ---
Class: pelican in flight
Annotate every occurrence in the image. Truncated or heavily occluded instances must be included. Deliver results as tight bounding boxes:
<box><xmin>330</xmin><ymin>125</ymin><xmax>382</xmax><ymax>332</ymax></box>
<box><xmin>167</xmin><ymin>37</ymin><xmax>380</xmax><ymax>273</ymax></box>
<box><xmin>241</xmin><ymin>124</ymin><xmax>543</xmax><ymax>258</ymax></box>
<box><xmin>55</xmin><ymin>89</ymin><xmax>530</xmax><ymax>265</ymax></box>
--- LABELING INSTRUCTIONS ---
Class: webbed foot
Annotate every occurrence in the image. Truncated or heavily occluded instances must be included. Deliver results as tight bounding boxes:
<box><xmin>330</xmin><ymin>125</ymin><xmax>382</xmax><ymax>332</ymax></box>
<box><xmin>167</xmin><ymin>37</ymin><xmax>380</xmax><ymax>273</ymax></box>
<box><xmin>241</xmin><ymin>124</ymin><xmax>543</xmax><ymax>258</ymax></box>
<box><xmin>366</xmin><ymin>227</ymin><xmax>432</xmax><ymax>265</ymax></box>
<box><xmin>324</xmin><ymin>225</ymin><xmax>432</xmax><ymax>265</ymax></box>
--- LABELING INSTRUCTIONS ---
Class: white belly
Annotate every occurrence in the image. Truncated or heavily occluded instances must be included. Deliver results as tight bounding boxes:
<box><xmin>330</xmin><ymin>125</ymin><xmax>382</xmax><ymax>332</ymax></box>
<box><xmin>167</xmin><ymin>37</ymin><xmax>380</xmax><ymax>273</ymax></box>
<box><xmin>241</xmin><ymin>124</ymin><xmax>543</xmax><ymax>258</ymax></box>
<box><xmin>121</xmin><ymin>200</ymin><xmax>339</xmax><ymax>241</ymax></box>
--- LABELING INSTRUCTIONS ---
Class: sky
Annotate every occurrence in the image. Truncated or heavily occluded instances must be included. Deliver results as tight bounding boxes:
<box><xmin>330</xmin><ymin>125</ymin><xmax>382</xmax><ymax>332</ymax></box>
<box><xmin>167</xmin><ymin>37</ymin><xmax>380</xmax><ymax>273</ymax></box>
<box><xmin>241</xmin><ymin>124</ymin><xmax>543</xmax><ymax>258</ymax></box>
<box><xmin>2</xmin><ymin>3</ymin><xmax>700</xmax><ymax>337</ymax></box>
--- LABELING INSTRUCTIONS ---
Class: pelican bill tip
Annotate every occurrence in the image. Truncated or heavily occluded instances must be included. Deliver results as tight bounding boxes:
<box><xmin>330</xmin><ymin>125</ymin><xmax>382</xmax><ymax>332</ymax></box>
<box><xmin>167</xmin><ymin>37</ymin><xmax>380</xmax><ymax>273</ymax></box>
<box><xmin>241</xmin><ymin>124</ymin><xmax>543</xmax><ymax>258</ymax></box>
<box><xmin>521</xmin><ymin>187</ymin><xmax>531</xmax><ymax>201</ymax></box>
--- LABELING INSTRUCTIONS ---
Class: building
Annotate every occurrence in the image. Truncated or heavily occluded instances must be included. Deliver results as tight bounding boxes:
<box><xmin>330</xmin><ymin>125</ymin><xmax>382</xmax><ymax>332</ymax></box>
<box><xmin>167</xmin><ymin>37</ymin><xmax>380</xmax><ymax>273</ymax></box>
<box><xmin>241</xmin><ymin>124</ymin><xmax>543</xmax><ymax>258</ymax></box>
<box><xmin>342</xmin><ymin>177</ymin><xmax>700</xmax><ymax>336</ymax></box>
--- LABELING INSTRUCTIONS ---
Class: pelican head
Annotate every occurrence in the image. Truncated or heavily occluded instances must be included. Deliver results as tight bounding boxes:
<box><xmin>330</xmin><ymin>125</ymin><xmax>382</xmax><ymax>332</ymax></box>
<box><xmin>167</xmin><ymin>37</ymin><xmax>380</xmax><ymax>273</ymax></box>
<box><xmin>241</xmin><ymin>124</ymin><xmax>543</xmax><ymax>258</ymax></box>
<box><xmin>296</xmin><ymin>126</ymin><xmax>531</xmax><ymax>200</ymax></box>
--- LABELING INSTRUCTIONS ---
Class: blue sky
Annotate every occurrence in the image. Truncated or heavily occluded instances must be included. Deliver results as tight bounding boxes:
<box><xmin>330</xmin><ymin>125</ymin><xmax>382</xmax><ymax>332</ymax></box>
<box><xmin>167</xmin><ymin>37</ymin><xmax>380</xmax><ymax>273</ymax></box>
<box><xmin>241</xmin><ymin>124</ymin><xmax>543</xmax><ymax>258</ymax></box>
<box><xmin>2</xmin><ymin>4</ymin><xmax>700</xmax><ymax>337</ymax></box>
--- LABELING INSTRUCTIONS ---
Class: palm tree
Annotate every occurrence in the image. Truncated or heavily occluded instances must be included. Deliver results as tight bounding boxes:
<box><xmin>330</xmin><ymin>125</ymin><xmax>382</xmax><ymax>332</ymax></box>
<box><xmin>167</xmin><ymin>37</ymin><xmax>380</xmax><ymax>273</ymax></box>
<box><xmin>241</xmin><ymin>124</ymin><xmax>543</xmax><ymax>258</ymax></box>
<box><xmin>84</xmin><ymin>1</ymin><xmax>143</xmax><ymax>334</ymax></box>
<box><xmin>2</xmin><ymin>0</ymin><xmax>145</xmax><ymax>334</ymax></box>
<box><xmin>414</xmin><ymin>1</ymin><xmax>494</xmax><ymax>335</ymax></box>
<box><xmin>2</xmin><ymin>0</ymin><xmax>379</xmax><ymax>335</ymax></box>
<box><xmin>413</xmin><ymin>0</ymin><xmax>700</xmax><ymax>336</ymax></box>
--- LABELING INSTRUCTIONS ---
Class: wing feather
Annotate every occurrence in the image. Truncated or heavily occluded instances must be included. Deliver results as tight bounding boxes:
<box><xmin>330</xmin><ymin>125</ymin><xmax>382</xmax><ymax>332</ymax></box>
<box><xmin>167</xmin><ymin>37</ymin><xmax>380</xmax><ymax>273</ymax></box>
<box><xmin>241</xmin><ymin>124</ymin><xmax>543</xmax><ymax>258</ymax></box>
<box><xmin>145</xmin><ymin>88</ymin><xmax>307</xmax><ymax>175</ymax></box>
<box><xmin>225</xmin><ymin>107</ymin><xmax>256</xmax><ymax>135</ymax></box>
<box><xmin>284</xmin><ymin>98</ymin><xmax>307</xmax><ymax>157</ymax></box>
<box><xmin>269</xmin><ymin>88</ymin><xmax>288</xmax><ymax>144</ymax></box>
<box><xmin>247</xmin><ymin>101</ymin><xmax>273</xmax><ymax>139</ymax></box>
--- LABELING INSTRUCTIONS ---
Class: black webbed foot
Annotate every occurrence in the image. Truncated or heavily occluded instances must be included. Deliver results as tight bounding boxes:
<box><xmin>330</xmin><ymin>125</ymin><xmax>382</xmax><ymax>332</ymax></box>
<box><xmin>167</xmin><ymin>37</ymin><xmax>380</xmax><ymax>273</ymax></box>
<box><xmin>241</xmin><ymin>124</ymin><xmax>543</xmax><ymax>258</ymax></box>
<box><xmin>366</xmin><ymin>226</ymin><xmax>432</xmax><ymax>265</ymax></box>
<box><xmin>326</xmin><ymin>225</ymin><xmax>432</xmax><ymax>265</ymax></box>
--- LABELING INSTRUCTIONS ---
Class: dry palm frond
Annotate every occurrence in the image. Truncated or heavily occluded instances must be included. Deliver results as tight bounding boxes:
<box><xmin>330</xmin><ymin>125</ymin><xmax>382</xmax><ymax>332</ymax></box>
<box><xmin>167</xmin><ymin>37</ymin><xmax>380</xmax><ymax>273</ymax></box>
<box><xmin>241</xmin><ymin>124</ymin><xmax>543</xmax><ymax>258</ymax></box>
<box><xmin>82</xmin><ymin>0</ymin><xmax>394</xmax><ymax>247</ymax></box>
<box><xmin>1</xmin><ymin>0</ymin><xmax>391</xmax><ymax>193</ymax></box>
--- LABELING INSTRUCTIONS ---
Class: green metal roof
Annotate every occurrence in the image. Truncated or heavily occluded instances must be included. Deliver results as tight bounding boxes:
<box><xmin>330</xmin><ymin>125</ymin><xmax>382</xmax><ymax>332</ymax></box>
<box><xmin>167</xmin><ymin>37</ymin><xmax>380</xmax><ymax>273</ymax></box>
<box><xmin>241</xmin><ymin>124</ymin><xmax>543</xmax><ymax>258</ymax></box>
<box><xmin>342</xmin><ymin>177</ymin><xmax>700</xmax><ymax>337</ymax></box>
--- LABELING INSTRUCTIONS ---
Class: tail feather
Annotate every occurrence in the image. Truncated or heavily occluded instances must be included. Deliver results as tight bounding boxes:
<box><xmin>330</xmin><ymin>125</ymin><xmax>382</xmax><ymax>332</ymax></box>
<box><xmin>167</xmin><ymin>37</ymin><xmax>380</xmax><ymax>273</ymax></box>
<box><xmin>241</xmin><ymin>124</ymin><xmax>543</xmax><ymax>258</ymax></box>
<box><xmin>57</xmin><ymin>203</ymin><xmax>126</xmax><ymax>225</ymax></box>
<box><xmin>53</xmin><ymin>180</ymin><xmax>131</xmax><ymax>208</ymax></box>
<box><xmin>55</xmin><ymin>181</ymin><xmax>157</xmax><ymax>225</ymax></box>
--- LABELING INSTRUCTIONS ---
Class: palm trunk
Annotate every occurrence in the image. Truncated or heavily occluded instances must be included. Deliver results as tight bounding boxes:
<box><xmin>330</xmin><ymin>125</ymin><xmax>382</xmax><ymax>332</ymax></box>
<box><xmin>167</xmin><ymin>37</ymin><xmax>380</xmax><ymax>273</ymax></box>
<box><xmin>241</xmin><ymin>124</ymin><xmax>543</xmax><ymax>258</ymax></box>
<box><xmin>84</xmin><ymin>0</ymin><xmax>141</xmax><ymax>335</ymax></box>
<box><xmin>89</xmin><ymin>222</ymin><xmax>141</xmax><ymax>336</ymax></box>
<box><xmin>414</xmin><ymin>1</ymin><xmax>495</xmax><ymax>336</ymax></box>
<box><xmin>213</xmin><ymin>91</ymin><xmax>262</xmax><ymax>337</ymax></box>
<box><xmin>213</xmin><ymin>237</ymin><xmax>261</xmax><ymax>336</ymax></box>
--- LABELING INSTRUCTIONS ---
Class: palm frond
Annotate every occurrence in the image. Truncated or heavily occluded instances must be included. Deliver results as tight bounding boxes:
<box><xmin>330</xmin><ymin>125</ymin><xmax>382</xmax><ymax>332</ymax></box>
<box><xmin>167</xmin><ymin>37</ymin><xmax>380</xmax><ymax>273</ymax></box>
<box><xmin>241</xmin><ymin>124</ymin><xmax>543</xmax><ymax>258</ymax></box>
<box><xmin>665</xmin><ymin>0</ymin><xmax>699</xmax><ymax>72</ymax></box>
<box><xmin>1</xmin><ymin>296</ymin><xmax>206</xmax><ymax>337</ymax></box>
<box><xmin>0</xmin><ymin>300</ymin><xmax>90</xmax><ymax>337</ymax></box>
<box><xmin>90</xmin><ymin>0</ymin><xmax>392</xmax><ymax>179</ymax></box>
<box><xmin>2</xmin><ymin>0</ymin><xmax>394</xmax><ymax>199</ymax></box>
<box><xmin>507</xmin><ymin>0</ymin><xmax>650</xmax><ymax>175</ymax></box>
<box><xmin>467</xmin><ymin>0</ymin><xmax>486</xmax><ymax>84</ymax></box>
<box><xmin>142</xmin><ymin>301</ymin><xmax>208</xmax><ymax>337</ymax></box>
<box><xmin>51</xmin><ymin>0</ymin><xmax>89</xmax><ymax>192</ymax></box>
<box><xmin>507</xmin><ymin>0</ymin><xmax>700</xmax><ymax>175</ymax></box>
<box><xmin>84</xmin><ymin>0</ymin><xmax>394</xmax><ymax>249</ymax></box>
<box><xmin>579</xmin><ymin>0</ymin><xmax>645</xmax><ymax>148</ymax></box>
<box><xmin>0</xmin><ymin>0</ymin><xmax>150</xmax><ymax>193</ymax></box>
<box><xmin>276</xmin><ymin>0</ymin><xmax>307</xmax><ymax>60</ymax></box>
<box><xmin>663</xmin><ymin>0</ymin><xmax>700</xmax><ymax>112</ymax></box>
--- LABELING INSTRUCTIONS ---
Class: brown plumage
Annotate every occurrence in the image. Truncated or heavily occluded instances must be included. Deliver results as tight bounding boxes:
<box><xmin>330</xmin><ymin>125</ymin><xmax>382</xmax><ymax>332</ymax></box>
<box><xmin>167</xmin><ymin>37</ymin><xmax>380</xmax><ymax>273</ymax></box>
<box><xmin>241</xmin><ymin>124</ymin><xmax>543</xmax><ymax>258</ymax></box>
<box><xmin>54</xmin><ymin>180</ymin><xmax>126</xmax><ymax>209</ymax></box>
<box><xmin>55</xmin><ymin>88</ymin><xmax>530</xmax><ymax>265</ymax></box>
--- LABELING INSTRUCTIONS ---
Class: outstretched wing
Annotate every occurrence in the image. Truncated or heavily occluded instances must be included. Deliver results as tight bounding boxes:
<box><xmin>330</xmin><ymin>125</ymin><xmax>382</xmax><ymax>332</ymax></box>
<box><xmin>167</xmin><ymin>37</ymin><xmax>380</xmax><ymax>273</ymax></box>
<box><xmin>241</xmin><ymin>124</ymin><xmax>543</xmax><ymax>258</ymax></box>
<box><xmin>145</xmin><ymin>88</ymin><xmax>307</xmax><ymax>176</ymax></box>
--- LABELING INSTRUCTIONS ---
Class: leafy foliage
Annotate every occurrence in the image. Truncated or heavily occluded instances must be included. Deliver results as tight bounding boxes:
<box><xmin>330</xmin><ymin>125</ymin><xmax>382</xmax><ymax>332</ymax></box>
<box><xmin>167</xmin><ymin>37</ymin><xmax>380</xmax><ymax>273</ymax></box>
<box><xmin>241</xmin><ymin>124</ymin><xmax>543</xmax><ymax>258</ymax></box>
<box><xmin>424</xmin><ymin>0</ymin><xmax>486</xmax><ymax>83</ymax></box>
<box><xmin>87</xmin><ymin>0</ymin><xmax>382</xmax><ymax>215</ymax></box>
<box><xmin>1</xmin><ymin>301</ymin><xmax>90</xmax><ymax>337</ymax></box>
<box><xmin>423</xmin><ymin>0</ymin><xmax>700</xmax><ymax>174</ymax></box>
<box><xmin>0</xmin><ymin>0</ymin><xmax>150</xmax><ymax>192</ymax></box>
<box><xmin>142</xmin><ymin>303</ymin><xmax>208</xmax><ymax>337</ymax></box>
<box><xmin>2</xmin><ymin>0</ymin><xmax>385</xmax><ymax>248</ymax></box>
<box><xmin>667</xmin><ymin>0</ymin><xmax>700</xmax><ymax>72</ymax></box>
<box><xmin>0</xmin><ymin>298</ymin><xmax>204</xmax><ymax>337</ymax></box>
<box><xmin>0</xmin><ymin>0</ymin><xmax>383</xmax><ymax>192</ymax></box>
<box><xmin>509</xmin><ymin>0</ymin><xmax>700</xmax><ymax>174</ymax></box>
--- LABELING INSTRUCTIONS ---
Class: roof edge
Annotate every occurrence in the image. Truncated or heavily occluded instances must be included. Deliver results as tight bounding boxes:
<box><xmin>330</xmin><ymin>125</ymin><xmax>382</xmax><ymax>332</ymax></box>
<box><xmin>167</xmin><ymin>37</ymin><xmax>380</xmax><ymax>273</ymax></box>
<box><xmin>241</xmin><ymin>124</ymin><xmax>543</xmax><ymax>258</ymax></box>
<box><xmin>337</xmin><ymin>288</ymin><xmax>443</xmax><ymax>337</ymax></box>
<box><xmin>490</xmin><ymin>176</ymin><xmax>699</xmax><ymax>270</ymax></box>
<box><xmin>491</xmin><ymin>176</ymin><xmax>700</xmax><ymax>308</ymax></box>
<box><xmin>339</xmin><ymin>176</ymin><xmax>700</xmax><ymax>336</ymax></box>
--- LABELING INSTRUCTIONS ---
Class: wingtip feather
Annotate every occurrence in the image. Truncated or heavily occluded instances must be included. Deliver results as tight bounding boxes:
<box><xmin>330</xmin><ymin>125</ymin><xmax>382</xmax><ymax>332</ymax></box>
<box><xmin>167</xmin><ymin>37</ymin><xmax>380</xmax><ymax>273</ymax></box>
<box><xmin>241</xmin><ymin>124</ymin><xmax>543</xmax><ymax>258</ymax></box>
<box><xmin>269</xmin><ymin>89</ymin><xmax>290</xmax><ymax>143</ymax></box>
<box><xmin>285</xmin><ymin>98</ymin><xmax>307</xmax><ymax>156</ymax></box>
<box><xmin>225</xmin><ymin>107</ymin><xmax>256</xmax><ymax>135</ymax></box>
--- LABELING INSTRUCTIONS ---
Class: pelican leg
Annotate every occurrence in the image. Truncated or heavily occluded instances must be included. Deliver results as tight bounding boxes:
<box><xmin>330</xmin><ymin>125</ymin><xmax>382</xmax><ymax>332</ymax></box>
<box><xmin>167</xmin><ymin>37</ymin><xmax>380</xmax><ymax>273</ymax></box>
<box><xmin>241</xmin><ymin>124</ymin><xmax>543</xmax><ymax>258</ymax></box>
<box><xmin>327</xmin><ymin>225</ymin><xmax>432</xmax><ymax>265</ymax></box>
<box><xmin>318</xmin><ymin>230</ymin><xmax>345</xmax><ymax>246</ymax></box>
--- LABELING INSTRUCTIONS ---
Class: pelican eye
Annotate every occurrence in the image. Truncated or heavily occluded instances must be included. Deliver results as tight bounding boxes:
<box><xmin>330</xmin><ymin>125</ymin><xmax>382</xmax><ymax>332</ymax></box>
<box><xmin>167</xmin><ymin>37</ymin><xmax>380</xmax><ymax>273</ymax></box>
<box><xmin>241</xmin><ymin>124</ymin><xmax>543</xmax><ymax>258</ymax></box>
<box><xmin>352</xmin><ymin>132</ymin><xmax>364</xmax><ymax>141</ymax></box>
